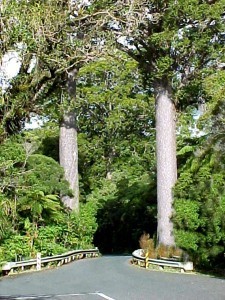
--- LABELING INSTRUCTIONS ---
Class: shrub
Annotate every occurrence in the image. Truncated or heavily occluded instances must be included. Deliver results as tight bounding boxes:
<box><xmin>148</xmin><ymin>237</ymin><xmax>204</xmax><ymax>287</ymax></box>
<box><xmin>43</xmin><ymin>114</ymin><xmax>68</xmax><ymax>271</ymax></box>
<box><xmin>34</xmin><ymin>225</ymin><xmax>67</xmax><ymax>256</ymax></box>
<box><xmin>139</xmin><ymin>233</ymin><xmax>183</xmax><ymax>260</ymax></box>
<box><xmin>0</xmin><ymin>235</ymin><xmax>32</xmax><ymax>262</ymax></box>
<box><xmin>173</xmin><ymin>152</ymin><xmax>225</xmax><ymax>268</ymax></box>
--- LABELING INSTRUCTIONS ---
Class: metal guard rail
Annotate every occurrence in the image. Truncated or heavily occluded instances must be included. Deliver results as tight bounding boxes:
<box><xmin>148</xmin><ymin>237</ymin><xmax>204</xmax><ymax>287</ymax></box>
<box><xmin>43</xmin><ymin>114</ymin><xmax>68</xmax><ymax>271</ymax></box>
<box><xmin>132</xmin><ymin>249</ymin><xmax>193</xmax><ymax>272</ymax></box>
<box><xmin>2</xmin><ymin>248</ymin><xmax>99</xmax><ymax>275</ymax></box>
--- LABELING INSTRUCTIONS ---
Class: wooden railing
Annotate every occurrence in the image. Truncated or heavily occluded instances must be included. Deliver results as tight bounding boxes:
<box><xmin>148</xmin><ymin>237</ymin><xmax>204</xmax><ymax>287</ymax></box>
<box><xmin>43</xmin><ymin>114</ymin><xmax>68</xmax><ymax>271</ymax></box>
<box><xmin>2</xmin><ymin>248</ymin><xmax>99</xmax><ymax>275</ymax></box>
<box><xmin>132</xmin><ymin>249</ymin><xmax>193</xmax><ymax>272</ymax></box>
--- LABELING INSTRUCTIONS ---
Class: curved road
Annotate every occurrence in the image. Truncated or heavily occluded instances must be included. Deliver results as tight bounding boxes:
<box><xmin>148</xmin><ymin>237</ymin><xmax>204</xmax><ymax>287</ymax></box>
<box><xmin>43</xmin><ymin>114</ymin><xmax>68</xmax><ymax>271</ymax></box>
<box><xmin>0</xmin><ymin>256</ymin><xmax>224</xmax><ymax>300</ymax></box>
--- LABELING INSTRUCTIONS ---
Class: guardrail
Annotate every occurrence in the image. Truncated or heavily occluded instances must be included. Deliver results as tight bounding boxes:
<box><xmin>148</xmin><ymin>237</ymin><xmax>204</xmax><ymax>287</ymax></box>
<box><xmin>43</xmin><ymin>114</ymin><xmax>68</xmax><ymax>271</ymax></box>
<box><xmin>2</xmin><ymin>248</ymin><xmax>99</xmax><ymax>275</ymax></box>
<box><xmin>132</xmin><ymin>249</ymin><xmax>193</xmax><ymax>272</ymax></box>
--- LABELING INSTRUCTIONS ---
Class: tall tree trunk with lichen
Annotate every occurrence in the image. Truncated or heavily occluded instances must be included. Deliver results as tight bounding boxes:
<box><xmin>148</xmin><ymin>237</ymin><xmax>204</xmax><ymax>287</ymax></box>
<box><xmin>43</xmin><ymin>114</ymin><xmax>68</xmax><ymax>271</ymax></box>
<box><xmin>59</xmin><ymin>69</ymin><xmax>79</xmax><ymax>212</ymax></box>
<box><xmin>155</xmin><ymin>81</ymin><xmax>177</xmax><ymax>246</ymax></box>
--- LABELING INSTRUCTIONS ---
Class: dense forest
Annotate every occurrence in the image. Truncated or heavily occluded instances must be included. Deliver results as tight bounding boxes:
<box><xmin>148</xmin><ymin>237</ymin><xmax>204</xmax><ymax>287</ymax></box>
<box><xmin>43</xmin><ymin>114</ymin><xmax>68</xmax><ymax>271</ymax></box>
<box><xmin>0</xmin><ymin>0</ymin><xmax>225</xmax><ymax>271</ymax></box>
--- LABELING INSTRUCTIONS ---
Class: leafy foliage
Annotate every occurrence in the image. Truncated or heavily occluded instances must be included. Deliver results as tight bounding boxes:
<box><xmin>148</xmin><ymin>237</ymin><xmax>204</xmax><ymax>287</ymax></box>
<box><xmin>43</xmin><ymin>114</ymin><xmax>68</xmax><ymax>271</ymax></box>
<box><xmin>173</xmin><ymin>150</ymin><xmax>225</xmax><ymax>267</ymax></box>
<box><xmin>0</xmin><ymin>202</ymin><xmax>98</xmax><ymax>262</ymax></box>
<box><xmin>0</xmin><ymin>135</ymin><xmax>98</xmax><ymax>263</ymax></box>
<box><xmin>174</xmin><ymin>68</ymin><xmax>225</xmax><ymax>268</ymax></box>
<box><xmin>76</xmin><ymin>55</ymin><xmax>155</xmax><ymax>192</ymax></box>
<box><xmin>0</xmin><ymin>235</ymin><xmax>32</xmax><ymax>262</ymax></box>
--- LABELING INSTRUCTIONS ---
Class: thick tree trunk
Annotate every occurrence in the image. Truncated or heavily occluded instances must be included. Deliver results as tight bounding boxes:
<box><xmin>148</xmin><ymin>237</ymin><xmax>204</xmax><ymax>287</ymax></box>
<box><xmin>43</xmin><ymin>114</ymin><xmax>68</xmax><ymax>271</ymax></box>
<box><xmin>155</xmin><ymin>82</ymin><xmax>177</xmax><ymax>246</ymax></box>
<box><xmin>59</xmin><ymin>112</ymin><xmax>79</xmax><ymax>211</ymax></box>
<box><xmin>59</xmin><ymin>68</ymin><xmax>79</xmax><ymax>212</ymax></box>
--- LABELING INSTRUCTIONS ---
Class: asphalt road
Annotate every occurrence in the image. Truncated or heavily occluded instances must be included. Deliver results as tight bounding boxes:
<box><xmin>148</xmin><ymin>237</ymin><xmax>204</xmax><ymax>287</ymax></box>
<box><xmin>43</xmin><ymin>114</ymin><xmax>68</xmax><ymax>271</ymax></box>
<box><xmin>0</xmin><ymin>256</ymin><xmax>224</xmax><ymax>300</ymax></box>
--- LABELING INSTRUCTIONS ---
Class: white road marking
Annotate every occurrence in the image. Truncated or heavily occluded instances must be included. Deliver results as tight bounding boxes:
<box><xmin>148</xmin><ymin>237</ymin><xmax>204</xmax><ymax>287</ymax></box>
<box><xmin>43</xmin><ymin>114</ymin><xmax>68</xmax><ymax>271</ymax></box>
<box><xmin>55</xmin><ymin>294</ymin><xmax>89</xmax><ymax>297</ymax></box>
<box><xmin>54</xmin><ymin>292</ymin><xmax>115</xmax><ymax>299</ymax></box>
<box><xmin>95</xmin><ymin>292</ymin><xmax>116</xmax><ymax>300</ymax></box>
<box><xmin>6</xmin><ymin>297</ymin><xmax>50</xmax><ymax>300</ymax></box>
<box><xmin>0</xmin><ymin>292</ymin><xmax>116</xmax><ymax>300</ymax></box>
<box><xmin>55</xmin><ymin>292</ymin><xmax>116</xmax><ymax>300</ymax></box>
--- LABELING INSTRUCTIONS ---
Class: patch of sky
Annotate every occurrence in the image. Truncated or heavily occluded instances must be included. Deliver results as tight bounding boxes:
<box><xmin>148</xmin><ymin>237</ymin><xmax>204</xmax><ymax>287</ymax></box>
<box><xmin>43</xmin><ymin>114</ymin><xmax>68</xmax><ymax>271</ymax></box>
<box><xmin>25</xmin><ymin>114</ymin><xmax>48</xmax><ymax>130</ymax></box>
<box><xmin>0</xmin><ymin>50</ymin><xmax>21</xmax><ymax>91</ymax></box>
<box><xmin>0</xmin><ymin>46</ymin><xmax>43</xmax><ymax>130</ymax></box>
<box><xmin>70</xmin><ymin>0</ymin><xmax>91</xmax><ymax>16</ymax></box>
<box><xmin>108</xmin><ymin>21</ymin><xmax>121</xmax><ymax>31</ymax></box>
<box><xmin>117</xmin><ymin>36</ymin><xmax>137</xmax><ymax>51</ymax></box>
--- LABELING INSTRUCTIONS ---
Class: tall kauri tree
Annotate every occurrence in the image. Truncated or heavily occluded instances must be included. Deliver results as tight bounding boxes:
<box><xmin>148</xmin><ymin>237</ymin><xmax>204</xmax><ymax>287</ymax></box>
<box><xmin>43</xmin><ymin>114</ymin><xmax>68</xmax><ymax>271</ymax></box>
<box><xmin>90</xmin><ymin>0</ymin><xmax>225</xmax><ymax>245</ymax></box>
<box><xmin>0</xmin><ymin>0</ymin><xmax>106</xmax><ymax>211</ymax></box>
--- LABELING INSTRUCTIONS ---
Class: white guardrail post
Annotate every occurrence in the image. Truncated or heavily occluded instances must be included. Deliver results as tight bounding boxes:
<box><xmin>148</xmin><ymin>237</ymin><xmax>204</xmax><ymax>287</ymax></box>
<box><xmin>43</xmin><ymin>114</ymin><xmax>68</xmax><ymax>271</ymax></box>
<box><xmin>36</xmin><ymin>252</ymin><xmax>41</xmax><ymax>271</ymax></box>
<box><xmin>1</xmin><ymin>248</ymin><xmax>99</xmax><ymax>276</ymax></box>
<box><xmin>132</xmin><ymin>249</ymin><xmax>193</xmax><ymax>272</ymax></box>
